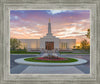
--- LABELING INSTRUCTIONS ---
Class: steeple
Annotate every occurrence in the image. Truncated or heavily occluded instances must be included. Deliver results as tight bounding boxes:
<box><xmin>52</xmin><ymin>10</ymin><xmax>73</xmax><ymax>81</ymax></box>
<box><xmin>47</xmin><ymin>18</ymin><xmax>52</xmax><ymax>36</ymax></box>
<box><xmin>49</xmin><ymin>18</ymin><xmax>50</xmax><ymax>23</ymax></box>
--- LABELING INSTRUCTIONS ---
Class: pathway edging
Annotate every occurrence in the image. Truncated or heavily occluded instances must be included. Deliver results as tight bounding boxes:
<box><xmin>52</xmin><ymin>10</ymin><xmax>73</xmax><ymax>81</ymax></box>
<box><xmin>15</xmin><ymin>57</ymin><xmax>88</xmax><ymax>66</ymax></box>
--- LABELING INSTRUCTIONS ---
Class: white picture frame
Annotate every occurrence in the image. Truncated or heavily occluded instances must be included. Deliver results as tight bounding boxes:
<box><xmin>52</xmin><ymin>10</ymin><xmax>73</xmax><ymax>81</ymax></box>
<box><xmin>0</xmin><ymin>0</ymin><xmax>99</xmax><ymax>84</ymax></box>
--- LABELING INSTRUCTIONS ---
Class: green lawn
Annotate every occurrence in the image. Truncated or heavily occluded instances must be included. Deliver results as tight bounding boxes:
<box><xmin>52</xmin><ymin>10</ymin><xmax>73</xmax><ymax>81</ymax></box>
<box><xmin>59</xmin><ymin>52</ymin><xmax>90</xmax><ymax>54</ymax></box>
<box><xmin>24</xmin><ymin>57</ymin><xmax>78</xmax><ymax>63</ymax></box>
<box><xmin>11</xmin><ymin>52</ymin><xmax>40</xmax><ymax>54</ymax></box>
<box><xmin>11</xmin><ymin>51</ymin><xmax>89</xmax><ymax>54</ymax></box>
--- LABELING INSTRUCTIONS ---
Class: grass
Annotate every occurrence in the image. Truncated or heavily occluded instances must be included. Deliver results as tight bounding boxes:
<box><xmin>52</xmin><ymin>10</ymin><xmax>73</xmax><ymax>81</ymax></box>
<box><xmin>11</xmin><ymin>51</ymin><xmax>40</xmax><ymax>54</ymax></box>
<box><xmin>11</xmin><ymin>52</ymin><xmax>89</xmax><ymax>54</ymax></box>
<box><xmin>10</xmin><ymin>52</ymin><xmax>89</xmax><ymax>54</ymax></box>
<box><xmin>59</xmin><ymin>52</ymin><xmax>90</xmax><ymax>54</ymax></box>
<box><xmin>24</xmin><ymin>57</ymin><xmax>78</xmax><ymax>63</ymax></box>
<box><xmin>11</xmin><ymin>50</ymin><xmax>89</xmax><ymax>54</ymax></box>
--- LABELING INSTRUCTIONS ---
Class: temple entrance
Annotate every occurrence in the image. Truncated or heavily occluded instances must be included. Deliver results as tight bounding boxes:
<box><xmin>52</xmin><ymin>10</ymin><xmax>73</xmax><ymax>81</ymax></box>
<box><xmin>45</xmin><ymin>42</ymin><xmax>54</xmax><ymax>50</ymax></box>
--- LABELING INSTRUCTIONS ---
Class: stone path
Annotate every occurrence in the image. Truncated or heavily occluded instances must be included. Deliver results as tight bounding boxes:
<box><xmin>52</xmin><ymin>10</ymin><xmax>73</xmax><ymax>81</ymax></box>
<box><xmin>10</xmin><ymin>54</ymin><xmax>90</xmax><ymax>74</ymax></box>
<box><xmin>11</xmin><ymin>65</ymin><xmax>28</xmax><ymax>74</ymax></box>
<box><xmin>21</xmin><ymin>66</ymin><xmax>84</xmax><ymax>74</ymax></box>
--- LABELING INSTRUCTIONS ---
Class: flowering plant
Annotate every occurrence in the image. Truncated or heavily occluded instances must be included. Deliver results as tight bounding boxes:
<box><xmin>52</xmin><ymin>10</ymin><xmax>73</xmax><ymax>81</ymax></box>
<box><xmin>35</xmin><ymin>56</ymin><xmax>68</xmax><ymax>61</ymax></box>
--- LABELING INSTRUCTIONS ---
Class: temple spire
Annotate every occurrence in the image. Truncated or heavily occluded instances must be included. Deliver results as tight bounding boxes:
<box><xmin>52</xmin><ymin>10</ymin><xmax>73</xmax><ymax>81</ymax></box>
<box><xmin>47</xmin><ymin>18</ymin><xmax>52</xmax><ymax>36</ymax></box>
<box><xmin>49</xmin><ymin>18</ymin><xmax>50</xmax><ymax>23</ymax></box>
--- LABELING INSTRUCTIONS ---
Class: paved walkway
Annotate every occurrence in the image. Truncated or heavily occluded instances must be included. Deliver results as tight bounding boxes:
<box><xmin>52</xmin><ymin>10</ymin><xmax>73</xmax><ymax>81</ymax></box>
<box><xmin>21</xmin><ymin>66</ymin><xmax>84</xmax><ymax>74</ymax></box>
<box><xmin>10</xmin><ymin>54</ymin><xmax>90</xmax><ymax>74</ymax></box>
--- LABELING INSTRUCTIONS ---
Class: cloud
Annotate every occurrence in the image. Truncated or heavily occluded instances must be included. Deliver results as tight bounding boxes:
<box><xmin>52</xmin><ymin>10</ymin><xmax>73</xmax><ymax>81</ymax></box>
<box><xmin>10</xmin><ymin>10</ymin><xmax>90</xmax><ymax>44</ymax></box>
<box><xmin>54</xmin><ymin>26</ymin><xmax>87</xmax><ymax>39</ymax></box>
<box><xmin>47</xmin><ymin>10</ymin><xmax>73</xmax><ymax>15</ymax></box>
<box><xmin>13</xmin><ymin>31</ymin><xmax>24</xmax><ymax>35</ymax></box>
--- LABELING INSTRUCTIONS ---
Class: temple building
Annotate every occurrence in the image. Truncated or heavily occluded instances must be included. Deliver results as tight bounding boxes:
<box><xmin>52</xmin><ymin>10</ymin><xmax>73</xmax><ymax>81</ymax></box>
<box><xmin>19</xmin><ymin>19</ymin><xmax>76</xmax><ymax>52</ymax></box>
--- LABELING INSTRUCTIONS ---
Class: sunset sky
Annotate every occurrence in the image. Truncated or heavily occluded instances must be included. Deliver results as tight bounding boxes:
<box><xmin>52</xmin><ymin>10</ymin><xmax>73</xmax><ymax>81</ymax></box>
<box><xmin>10</xmin><ymin>10</ymin><xmax>90</xmax><ymax>45</ymax></box>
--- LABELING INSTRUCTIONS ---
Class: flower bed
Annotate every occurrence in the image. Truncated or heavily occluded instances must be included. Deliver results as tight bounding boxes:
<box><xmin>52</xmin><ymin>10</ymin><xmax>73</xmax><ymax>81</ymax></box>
<box><xmin>24</xmin><ymin>57</ymin><xmax>78</xmax><ymax>63</ymax></box>
<box><xmin>35</xmin><ymin>56</ymin><xmax>67</xmax><ymax>61</ymax></box>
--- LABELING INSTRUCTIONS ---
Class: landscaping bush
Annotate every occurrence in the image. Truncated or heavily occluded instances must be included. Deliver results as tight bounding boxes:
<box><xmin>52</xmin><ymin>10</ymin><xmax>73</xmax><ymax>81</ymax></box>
<box><xmin>72</xmin><ymin>49</ymin><xmax>80</xmax><ymax>50</ymax></box>
<box><xmin>10</xmin><ymin>49</ymin><xmax>40</xmax><ymax>54</ymax></box>
<box><xmin>10</xmin><ymin>48</ymin><xmax>27</xmax><ymax>53</ymax></box>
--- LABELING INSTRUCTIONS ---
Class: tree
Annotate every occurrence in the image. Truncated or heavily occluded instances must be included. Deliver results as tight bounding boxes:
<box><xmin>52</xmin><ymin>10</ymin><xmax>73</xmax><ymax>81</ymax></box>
<box><xmin>86</xmin><ymin>29</ymin><xmax>90</xmax><ymax>39</ymax></box>
<box><xmin>80</xmin><ymin>39</ymin><xmax>90</xmax><ymax>51</ymax></box>
<box><xmin>10</xmin><ymin>38</ymin><xmax>21</xmax><ymax>50</ymax></box>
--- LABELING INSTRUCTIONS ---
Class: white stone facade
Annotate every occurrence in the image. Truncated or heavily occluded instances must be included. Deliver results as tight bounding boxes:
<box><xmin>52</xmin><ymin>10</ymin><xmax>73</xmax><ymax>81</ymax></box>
<box><xmin>19</xmin><ymin>38</ymin><xmax>76</xmax><ymax>51</ymax></box>
<box><xmin>40</xmin><ymin>35</ymin><xmax>59</xmax><ymax>50</ymax></box>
